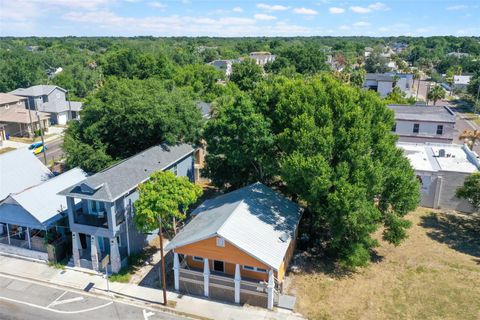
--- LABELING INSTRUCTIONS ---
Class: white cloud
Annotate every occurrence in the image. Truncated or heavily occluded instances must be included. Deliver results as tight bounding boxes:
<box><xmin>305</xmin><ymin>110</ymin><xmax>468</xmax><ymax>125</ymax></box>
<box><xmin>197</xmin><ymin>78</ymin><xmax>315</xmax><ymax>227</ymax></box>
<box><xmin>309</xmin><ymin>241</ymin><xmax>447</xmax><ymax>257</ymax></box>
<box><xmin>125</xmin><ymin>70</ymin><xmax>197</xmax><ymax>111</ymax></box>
<box><xmin>350</xmin><ymin>2</ymin><xmax>388</xmax><ymax>14</ymax></box>
<box><xmin>254</xmin><ymin>13</ymin><xmax>277</xmax><ymax>21</ymax></box>
<box><xmin>329</xmin><ymin>7</ymin><xmax>345</xmax><ymax>14</ymax></box>
<box><xmin>339</xmin><ymin>25</ymin><xmax>350</xmax><ymax>30</ymax></box>
<box><xmin>378</xmin><ymin>26</ymin><xmax>388</xmax><ymax>32</ymax></box>
<box><xmin>148</xmin><ymin>1</ymin><xmax>167</xmax><ymax>9</ymax></box>
<box><xmin>293</xmin><ymin>7</ymin><xmax>318</xmax><ymax>15</ymax></box>
<box><xmin>353</xmin><ymin>21</ymin><xmax>370</xmax><ymax>27</ymax></box>
<box><xmin>446</xmin><ymin>5</ymin><xmax>468</xmax><ymax>10</ymax></box>
<box><xmin>232</xmin><ymin>6</ymin><xmax>243</xmax><ymax>13</ymax></box>
<box><xmin>256</xmin><ymin>3</ymin><xmax>290</xmax><ymax>11</ymax></box>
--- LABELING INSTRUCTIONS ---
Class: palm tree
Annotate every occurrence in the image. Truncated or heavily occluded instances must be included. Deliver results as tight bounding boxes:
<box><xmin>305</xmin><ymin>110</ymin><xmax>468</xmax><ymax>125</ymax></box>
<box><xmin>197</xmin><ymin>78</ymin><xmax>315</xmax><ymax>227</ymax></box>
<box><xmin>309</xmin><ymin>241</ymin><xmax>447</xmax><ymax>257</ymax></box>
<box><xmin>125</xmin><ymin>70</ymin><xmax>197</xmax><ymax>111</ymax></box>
<box><xmin>459</xmin><ymin>129</ymin><xmax>480</xmax><ymax>150</ymax></box>
<box><xmin>427</xmin><ymin>85</ymin><xmax>446</xmax><ymax>105</ymax></box>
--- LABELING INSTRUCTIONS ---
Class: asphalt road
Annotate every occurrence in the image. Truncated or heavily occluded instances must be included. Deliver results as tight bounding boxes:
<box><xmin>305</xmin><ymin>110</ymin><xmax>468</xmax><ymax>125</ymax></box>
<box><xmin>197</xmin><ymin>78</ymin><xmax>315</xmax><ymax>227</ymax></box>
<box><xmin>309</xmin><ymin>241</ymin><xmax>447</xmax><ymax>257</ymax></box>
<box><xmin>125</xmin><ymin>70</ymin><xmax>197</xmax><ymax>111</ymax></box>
<box><xmin>0</xmin><ymin>274</ymin><xmax>188</xmax><ymax>320</ymax></box>
<box><xmin>36</xmin><ymin>137</ymin><xmax>64</xmax><ymax>164</ymax></box>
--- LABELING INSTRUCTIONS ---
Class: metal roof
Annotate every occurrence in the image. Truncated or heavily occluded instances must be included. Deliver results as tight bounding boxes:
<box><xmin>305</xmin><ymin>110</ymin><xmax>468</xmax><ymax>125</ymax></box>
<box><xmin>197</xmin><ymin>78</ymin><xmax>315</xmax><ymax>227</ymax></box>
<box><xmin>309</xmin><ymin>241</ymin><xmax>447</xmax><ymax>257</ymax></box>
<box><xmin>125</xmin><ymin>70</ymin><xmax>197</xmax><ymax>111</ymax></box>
<box><xmin>0</xmin><ymin>148</ymin><xmax>52</xmax><ymax>201</ymax></box>
<box><xmin>0</xmin><ymin>168</ymin><xmax>87</xmax><ymax>229</ymax></box>
<box><xmin>388</xmin><ymin>105</ymin><xmax>456</xmax><ymax>123</ymax></box>
<box><xmin>166</xmin><ymin>183</ymin><xmax>303</xmax><ymax>270</ymax></box>
<box><xmin>59</xmin><ymin>144</ymin><xmax>195</xmax><ymax>202</ymax></box>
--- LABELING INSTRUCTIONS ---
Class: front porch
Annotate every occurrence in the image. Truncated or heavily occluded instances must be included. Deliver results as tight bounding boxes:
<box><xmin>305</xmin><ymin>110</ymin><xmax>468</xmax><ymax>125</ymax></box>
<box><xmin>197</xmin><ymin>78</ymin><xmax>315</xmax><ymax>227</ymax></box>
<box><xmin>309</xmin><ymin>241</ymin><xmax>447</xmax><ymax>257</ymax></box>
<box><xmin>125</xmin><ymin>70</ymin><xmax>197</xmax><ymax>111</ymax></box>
<box><xmin>172</xmin><ymin>253</ymin><xmax>279</xmax><ymax>309</ymax></box>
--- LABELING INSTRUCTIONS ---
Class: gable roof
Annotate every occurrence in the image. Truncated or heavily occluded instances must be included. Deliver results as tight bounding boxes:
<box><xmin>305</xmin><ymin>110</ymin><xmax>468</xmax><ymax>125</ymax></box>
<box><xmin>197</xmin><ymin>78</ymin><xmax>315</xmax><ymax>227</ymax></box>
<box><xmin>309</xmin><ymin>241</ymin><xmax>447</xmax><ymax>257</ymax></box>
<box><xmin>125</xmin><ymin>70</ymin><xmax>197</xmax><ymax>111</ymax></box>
<box><xmin>0</xmin><ymin>107</ymin><xmax>50</xmax><ymax>124</ymax></box>
<box><xmin>166</xmin><ymin>183</ymin><xmax>303</xmax><ymax>270</ymax></box>
<box><xmin>0</xmin><ymin>148</ymin><xmax>52</xmax><ymax>201</ymax></box>
<box><xmin>0</xmin><ymin>168</ymin><xmax>87</xmax><ymax>229</ymax></box>
<box><xmin>10</xmin><ymin>85</ymin><xmax>66</xmax><ymax>97</ymax></box>
<box><xmin>388</xmin><ymin>104</ymin><xmax>456</xmax><ymax>123</ymax></box>
<box><xmin>59</xmin><ymin>143</ymin><xmax>195</xmax><ymax>202</ymax></box>
<box><xmin>0</xmin><ymin>93</ymin><xmax>25</xmax><ymax>105</ymax></box>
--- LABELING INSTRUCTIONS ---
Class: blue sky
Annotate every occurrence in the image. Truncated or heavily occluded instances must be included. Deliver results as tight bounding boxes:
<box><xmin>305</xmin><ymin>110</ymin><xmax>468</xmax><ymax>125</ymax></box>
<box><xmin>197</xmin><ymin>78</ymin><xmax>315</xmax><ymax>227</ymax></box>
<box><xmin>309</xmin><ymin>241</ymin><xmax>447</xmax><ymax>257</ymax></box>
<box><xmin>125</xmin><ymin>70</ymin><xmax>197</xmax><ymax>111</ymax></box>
<box><xmin>1</xmin><ymin>0</ymin><xmax>479</xmax><ymax>37</ymax></box>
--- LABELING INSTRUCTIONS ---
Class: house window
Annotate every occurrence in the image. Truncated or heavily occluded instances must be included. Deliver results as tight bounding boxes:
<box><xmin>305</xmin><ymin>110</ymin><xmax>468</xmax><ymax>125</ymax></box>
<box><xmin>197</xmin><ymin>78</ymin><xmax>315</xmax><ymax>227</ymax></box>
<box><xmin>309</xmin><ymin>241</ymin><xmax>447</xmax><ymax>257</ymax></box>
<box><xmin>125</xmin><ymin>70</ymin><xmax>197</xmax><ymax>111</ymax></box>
<box><xmin>90</xmin><ymin>201</ymin><xmax>105</xmax><ymax>214</ymax></box>
<box><xmin>413</xmin><ymin>123</ymin><xmax>420</xmax><ymax>133</ymax></box>
<box><xmin>116</xmin><ymin>236</ymin><xmax>122</xmax><ymax>247</ymax></box>
<box><xmin>243</xmin><ymin>265</ymin><xmax>268</xmax><ymax>273</ymax></box>
<box><xmin>193</xmin><ymin>256</ymin><xmax>203</xmax><ymax>262</ymax></box>
<box><xmin>392</xmin><ymin>123</ymin><xmax>396</xmax><ymax>132</ymax></box>
<box><xmin>436</xmin><ymin>125</ymin><xmax>443</xmax><ymax>135</ymax></box>
<box><xmin>216</xmin><ymin>237</ymin><xmax>225</xmax><ymax>247</ymax></box>
<box><xmin>42</xmin><ymin>95</ymin><xmax>48</xmax><ymax>103</ymax></box>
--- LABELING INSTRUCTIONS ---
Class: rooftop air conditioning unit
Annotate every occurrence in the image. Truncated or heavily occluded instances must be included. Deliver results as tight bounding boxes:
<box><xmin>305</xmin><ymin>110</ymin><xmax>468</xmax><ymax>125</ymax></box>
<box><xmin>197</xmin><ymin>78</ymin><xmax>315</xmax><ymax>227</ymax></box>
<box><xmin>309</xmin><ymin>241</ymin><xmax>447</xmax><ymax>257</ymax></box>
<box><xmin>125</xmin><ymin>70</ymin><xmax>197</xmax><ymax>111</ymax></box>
<box><xmin>438</xmin><ymin>149</ymin><xmax>446</xmax><ymax>157</ymax></box>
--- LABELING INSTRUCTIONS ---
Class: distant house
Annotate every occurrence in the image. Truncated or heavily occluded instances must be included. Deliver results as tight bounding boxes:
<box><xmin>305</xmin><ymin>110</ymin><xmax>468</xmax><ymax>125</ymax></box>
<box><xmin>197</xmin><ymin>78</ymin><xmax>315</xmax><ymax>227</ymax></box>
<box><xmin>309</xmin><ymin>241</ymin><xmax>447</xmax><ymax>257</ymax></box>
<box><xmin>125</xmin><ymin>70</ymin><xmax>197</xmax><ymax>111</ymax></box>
<box><xmin>0</xmin><ymin>168</ymin><xmax>87</xmax><ymax>262</ymax></box>
<box><xmin>364</xmin><ymin>73</ymin><xmax>413</xmax><ymax>97</ymax></box>
<box><xmin>166</xmin><ymin>182</ymin><xmax>302</xmax><ymax>309</ymax></box>
<box><xmin>389</xmin><ymin>105</ymin><xmax>456</xmax><ymax>143</ymax></box>
<box><xmin>391</xmin><ymin>42</ymin><xmax>408</xmax><ymax>54</ymax></box>
<box><xmin>249</xmin><ymin>52</ymin><xmax>276</xmax><ymax>66</ymax></box>
<box><xmin>453</xmin><ymin>75</ymin><xmax>472</xmax><ymax>91</ymax></box>
<box><xmin>208</xmin><ymin>60</ymin><xmax>236</xmax><ymax>77</ymax></box>
<box><xmin>59</xmin><ymin>144</ymin><xmax>198</xmax><ymax>273</ymax></box>
<box><xmin>10</xmin><ymin>85</ymin><xmax>82</xmax><ymax>125</ymax></box>
<box><xmin>446</xmin><ymin>52</ymin><xmax>469</xmax><ymax>58</ymax></box>
<box><xmin>0</xmin><ymin>148</ymin><xmax>52</xmax><ymax>202</ymax></box>
<box><xmin>398</xmin><ymin>142</ymin><xmax>480</xmax><ymax>213</ymax></box>
<box><xmin>0</xmin><ymin>93</ymin><xmax>50</xmax><ymax>138</ymax></box>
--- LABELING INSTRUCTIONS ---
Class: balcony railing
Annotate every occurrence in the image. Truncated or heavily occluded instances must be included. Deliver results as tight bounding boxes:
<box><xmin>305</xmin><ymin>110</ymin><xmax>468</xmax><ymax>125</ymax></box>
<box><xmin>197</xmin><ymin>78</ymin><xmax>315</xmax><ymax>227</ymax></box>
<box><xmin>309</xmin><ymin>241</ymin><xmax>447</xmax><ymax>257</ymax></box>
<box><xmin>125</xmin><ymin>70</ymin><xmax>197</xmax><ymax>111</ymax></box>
<box><xmin>73</xmin><ymin>210</ymin><xmax>108</xmax><ymax>228</ymax></box>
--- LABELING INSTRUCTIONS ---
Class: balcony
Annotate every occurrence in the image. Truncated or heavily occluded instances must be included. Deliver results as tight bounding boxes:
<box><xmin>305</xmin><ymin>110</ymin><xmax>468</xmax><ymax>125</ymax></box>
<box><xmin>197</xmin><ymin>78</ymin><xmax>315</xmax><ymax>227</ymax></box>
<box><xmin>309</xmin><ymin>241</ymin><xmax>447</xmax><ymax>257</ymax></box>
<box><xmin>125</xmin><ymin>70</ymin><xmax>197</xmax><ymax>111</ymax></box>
<box><xmin>73</xmin><ymin>210</ymin><xmax>108</xmax><ymax>228</ymax></box>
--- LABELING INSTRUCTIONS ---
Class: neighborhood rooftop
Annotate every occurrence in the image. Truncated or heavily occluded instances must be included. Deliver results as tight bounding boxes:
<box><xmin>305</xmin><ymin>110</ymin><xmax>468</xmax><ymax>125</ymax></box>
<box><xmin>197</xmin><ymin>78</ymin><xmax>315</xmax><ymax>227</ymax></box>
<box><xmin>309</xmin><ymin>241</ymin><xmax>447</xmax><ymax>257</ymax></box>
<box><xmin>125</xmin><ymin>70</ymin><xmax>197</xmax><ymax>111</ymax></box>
<box><xmin>166</xmin><ymin>182</ymin><xmax>302</xmax><ymax>270</ymax></box>
<box><xmin>0</xmin><ymin>168</ymin><xmax>87</xmax><ymax>230</ymax></box>
<box><xmin>10</xmin><ymin>85</ymin><xmax>66</xmax><ymax>97</ymax></box>
<box><xmin>0</xmin><ymin>93</ymin><xmax>25</xmax><ymax>105</ymax></box>
<box><xmin>397</xmin><ymin>142</ymin><xmax>480</xmax><ymax>173</ymax></box>
<box><xmin>388</xmin><ymin>105</ymin><xmax>456</xmax><ymax>123</ymax></box>
<box><xmin>59</xmin><ymin>143</ymin><xmax>195</xmax><ymax>202</ymax></box>
<box><xmin>0</xmin><ymin>148</ymin><xmax>52</xmax><ymax>201</ymax></box>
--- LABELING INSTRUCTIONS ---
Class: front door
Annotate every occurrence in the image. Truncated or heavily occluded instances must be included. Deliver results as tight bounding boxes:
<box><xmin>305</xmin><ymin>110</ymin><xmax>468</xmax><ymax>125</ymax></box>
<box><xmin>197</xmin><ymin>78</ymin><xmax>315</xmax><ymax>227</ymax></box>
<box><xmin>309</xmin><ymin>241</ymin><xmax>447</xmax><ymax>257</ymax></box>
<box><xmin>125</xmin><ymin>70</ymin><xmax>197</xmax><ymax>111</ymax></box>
<box><xmin>213</xmin><ymin>260</ymin><xmax>224</xmax><ymax>273</ymax></box>
<box><xmin>79</xmin><ymin>233</ymin><xmax>87</xmax><ymax>249</ymax></box>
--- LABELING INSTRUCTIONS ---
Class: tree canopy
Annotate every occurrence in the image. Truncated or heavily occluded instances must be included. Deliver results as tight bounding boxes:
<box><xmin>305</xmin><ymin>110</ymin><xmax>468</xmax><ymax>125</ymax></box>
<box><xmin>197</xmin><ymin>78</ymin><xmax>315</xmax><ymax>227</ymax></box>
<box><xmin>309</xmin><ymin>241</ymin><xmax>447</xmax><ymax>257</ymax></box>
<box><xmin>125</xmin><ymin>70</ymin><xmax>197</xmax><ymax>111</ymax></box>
<box><xmin>203</xmin><ymin>74</ymin><xmax>420</xmax><ymax>267</ymax></box>
<box><xmin>456</xmin><ymin>173</ymin><xmax>480</xmax><ymax>212</ymax></box>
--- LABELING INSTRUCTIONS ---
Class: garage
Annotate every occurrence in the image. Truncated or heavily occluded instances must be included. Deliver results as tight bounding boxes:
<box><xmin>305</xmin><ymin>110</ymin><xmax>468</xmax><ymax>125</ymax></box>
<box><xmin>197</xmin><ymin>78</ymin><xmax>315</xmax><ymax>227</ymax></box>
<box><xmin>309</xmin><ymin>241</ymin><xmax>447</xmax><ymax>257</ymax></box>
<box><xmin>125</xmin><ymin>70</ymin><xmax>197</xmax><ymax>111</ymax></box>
<box><xmin>57</xmin><ymin>112</ymin><xmax>68</xmax><ymax>125</ymax></box>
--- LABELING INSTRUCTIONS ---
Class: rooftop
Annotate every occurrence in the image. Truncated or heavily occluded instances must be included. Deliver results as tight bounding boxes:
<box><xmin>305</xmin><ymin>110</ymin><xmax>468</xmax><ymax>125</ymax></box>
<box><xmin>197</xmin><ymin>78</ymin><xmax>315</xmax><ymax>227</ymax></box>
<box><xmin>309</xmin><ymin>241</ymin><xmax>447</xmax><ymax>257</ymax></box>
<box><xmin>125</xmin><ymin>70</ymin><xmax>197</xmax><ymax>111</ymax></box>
<box><xmin>0</xmin><ymin>168</ymin><xmax>87</xmax><ymax>229</ymax></box>
<box><xmin>0</xmin><ymin>148</ymin><xmax>52</xmax><ymax>201</ymax></box>
<box><xmin>388</xmin><ymin>105</ymin><xmax>456</xmax><ymax>123</ymax></box>
<box><xmin>397</xmin><ymin>142</ymin><xmax>480</xmax><ymax>173</ymax></box>
<box><xmin>59</xmin><ymin>143</ymin><xmax>195</xmax><ymax>202</ymax></box>
<box><xmin>166</xmin><ymin>182</ymin><xmax>303</xmax><ymax>270</ymax></box>
<box><xmin>10</xmin><ymin>85</ymin><xmax>66</xmax><ymax>97</ymax></box>
<box><xmin>0</xmin><ymin>107</ymin><xmax>50</xmax><ymax>124</ymax></box>
<box><xmin>0</xmin><ymin>93</ymin><xmax>25</xmax><ymax>105</ymax></box>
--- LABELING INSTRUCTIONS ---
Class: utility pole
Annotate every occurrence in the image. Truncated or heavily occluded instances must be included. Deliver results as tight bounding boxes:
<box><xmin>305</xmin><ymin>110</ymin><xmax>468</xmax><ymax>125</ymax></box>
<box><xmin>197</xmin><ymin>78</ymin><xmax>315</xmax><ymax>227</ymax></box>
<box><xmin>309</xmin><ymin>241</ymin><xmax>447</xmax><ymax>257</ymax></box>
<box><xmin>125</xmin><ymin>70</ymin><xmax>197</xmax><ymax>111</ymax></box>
<box><xmin>157</xmin><ymin>216</ymin><xmax>167</xmax><ymax>306</ymax></box>
<box><xmin>31</xmin><ymin>98</ymin><xmax>48</xmax><ymax>165</ymax></box>
<box><xmin>26</xmin><ymin>98</ymin><xmax>34</xmax><ymax>138</ymax></box>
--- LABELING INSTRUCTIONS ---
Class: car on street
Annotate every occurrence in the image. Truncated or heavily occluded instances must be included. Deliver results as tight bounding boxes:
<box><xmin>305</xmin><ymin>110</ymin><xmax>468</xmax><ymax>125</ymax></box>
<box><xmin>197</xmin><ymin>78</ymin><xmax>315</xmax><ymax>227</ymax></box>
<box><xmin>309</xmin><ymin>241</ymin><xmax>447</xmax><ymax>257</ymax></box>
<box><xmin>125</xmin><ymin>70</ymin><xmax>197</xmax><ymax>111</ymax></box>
<box><xmin>32</xmin><ymin>145</ymin><xmax>47</xmax><ymax>155</ymax></box>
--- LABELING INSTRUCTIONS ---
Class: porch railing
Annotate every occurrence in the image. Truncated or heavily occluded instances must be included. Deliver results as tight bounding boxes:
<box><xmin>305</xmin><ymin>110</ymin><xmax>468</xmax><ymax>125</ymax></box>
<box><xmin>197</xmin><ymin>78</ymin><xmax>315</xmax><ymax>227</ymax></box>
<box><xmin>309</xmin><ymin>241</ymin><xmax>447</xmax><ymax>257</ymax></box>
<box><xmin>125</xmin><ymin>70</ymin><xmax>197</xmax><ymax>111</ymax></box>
<box><xmin>73</xmin><ymin>210</ymin><xmax>108</xmax><ymax>228</ymax></box>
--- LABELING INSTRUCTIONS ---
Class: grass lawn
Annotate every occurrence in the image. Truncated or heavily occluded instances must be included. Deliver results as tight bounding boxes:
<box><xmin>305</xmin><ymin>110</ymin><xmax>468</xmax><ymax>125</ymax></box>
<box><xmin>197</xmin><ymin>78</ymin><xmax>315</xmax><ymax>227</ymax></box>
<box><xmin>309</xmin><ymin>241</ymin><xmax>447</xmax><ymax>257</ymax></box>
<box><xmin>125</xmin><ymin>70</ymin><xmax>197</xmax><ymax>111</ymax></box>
<box><xmin>0</xmin><ymin>147</ymin><xmax>16</xmax><ymax>154</ymax></box>
<box><xmin>286</xmin><ymin>208</ymin><xmax>480</xmax><ymax>320</ymax></box>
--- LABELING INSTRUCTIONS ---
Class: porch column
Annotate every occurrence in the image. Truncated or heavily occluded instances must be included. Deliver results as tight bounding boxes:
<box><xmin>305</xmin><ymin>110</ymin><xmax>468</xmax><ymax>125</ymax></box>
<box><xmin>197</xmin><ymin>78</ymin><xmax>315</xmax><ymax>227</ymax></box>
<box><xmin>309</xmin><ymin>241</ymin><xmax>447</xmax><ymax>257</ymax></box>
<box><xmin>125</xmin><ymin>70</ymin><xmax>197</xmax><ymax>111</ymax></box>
<box><xmin>6</xmin><ymin>224</ymin><xmax>10</xmax><ymax>245</ymax></box>
<box><xmin>90</xmin><ymin>235</ymin><xmax>99</xmax><ymax>271</ymax></box>
<box><xmin>71</xmin><ymin>232</ymin><xmax>81</xmax><ymax>267</ymax></box>
<box><xmin>234</xmin><ymin>264</ymin><xmax>241</xmax><ymax>304</ymax></box>
<box><xmin>173</xmin><ymin>252</ymin><xmax>180</xmax><ymax>291</ymax></box>
<box><xmin>26</xmin><ymin>227</ymin><xmax>31</xmax><ymax>249</ymax></box>
<box><xmin>203</xmin><ymin>258</ymin><xmax>210</xmax><ymax>297</ymax></box>
<box><xmin>267</xmin><ymin>269</ymin><xmax>274</xmax><ymax>310</ymax></box>
<box><xmin>110</xmin><ymin>237</ymin><xmax>121</xmax><ymax>273</ymax></box>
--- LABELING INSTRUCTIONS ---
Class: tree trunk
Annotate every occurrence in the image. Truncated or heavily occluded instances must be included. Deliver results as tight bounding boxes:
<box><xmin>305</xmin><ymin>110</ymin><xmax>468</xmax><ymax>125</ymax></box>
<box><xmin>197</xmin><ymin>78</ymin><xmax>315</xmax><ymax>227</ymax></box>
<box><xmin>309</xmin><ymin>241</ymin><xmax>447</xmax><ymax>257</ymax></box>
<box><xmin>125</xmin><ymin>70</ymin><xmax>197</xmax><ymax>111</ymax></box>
<box><xmin>158</xmin><ymin>216</ymin><xmax>167</xmax><ymax>305</ymax></box>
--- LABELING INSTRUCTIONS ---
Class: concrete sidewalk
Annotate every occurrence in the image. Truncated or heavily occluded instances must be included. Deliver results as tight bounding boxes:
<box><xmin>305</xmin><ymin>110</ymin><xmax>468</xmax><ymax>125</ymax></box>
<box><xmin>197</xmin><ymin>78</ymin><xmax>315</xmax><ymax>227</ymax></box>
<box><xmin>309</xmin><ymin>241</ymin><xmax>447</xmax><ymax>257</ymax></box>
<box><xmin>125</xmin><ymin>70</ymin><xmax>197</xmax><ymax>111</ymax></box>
<box><xmin>0</xmin><ymin>254</ymin><xmax>303</xmax><ymax>320</ymax></box>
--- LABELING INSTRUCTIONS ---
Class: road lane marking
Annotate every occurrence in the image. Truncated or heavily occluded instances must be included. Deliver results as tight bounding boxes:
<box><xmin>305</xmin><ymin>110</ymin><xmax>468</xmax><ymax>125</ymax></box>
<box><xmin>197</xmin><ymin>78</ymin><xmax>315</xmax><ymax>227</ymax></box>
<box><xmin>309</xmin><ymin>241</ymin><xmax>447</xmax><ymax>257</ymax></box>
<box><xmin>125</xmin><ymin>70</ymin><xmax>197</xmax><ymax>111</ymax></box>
<box><xmin>0</xmin><ymin>296</ymin><xmax>113</xmax><ymax>314</ymax></box>
<box><xmin>49</xmin><ymin>296</ymin><xmax>84</xmax><ymax>307</ymax></box>
<box><xmin>143</xmin><ymin>309</ymin><xmax>155</xmax><ymax>320</ymax></box>
<box><xmin>47</xmin><ymin>290</ymin><xmax>68</xmax><ymax>308</ymax></box>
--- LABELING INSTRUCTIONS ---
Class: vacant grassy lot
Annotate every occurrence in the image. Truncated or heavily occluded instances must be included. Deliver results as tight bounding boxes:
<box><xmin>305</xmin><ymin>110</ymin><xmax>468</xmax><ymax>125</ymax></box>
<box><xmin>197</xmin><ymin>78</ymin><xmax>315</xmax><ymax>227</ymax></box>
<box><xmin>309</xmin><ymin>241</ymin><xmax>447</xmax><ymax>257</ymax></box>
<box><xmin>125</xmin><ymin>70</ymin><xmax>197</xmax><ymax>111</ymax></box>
<box><xmin>286</xmin><ymin>208</ymin><xmax>480</xmax><ymax>320</ymax></box>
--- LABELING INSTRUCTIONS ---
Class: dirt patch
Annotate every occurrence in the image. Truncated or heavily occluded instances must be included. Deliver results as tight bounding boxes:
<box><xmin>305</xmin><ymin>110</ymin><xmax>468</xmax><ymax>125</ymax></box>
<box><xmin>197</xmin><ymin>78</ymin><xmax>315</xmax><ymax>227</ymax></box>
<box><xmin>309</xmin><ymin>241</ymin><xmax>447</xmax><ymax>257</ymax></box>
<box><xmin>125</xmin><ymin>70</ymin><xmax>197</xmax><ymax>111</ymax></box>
<box><xmin>286</xmin><ymin>208</ymin><xmax>480</xmax><ymax>320</ymax></box>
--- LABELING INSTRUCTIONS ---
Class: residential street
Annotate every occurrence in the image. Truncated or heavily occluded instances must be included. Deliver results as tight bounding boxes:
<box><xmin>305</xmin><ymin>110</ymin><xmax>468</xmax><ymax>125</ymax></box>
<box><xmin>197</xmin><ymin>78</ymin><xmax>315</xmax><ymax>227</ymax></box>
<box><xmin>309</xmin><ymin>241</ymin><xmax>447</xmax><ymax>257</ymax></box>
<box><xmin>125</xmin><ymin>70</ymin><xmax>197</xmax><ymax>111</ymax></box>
<box><xmin>0</xmin><ymin>275</ymin><xmax>187</xmax><ymax>320</ymax></box>
<box><xmin>36</xmin><ymin>137</ymin><xmax>63</xmax><ymax>164</ymax></box>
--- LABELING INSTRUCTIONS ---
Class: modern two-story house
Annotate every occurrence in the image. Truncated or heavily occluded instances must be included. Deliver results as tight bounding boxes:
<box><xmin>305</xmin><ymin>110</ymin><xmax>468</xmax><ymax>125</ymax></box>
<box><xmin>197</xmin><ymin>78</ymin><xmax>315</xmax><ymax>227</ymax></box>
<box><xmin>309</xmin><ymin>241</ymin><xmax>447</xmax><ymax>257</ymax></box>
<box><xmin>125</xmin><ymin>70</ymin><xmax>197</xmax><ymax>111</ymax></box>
<box><xmin>364</xmin><ymin>73</ymin><xmax>413</xmax><ymax>97</ymax></box>
<box><xmin>58</xmin><ymin>144</ymin><xmax>197</xmax><ymax>273</ymax></box>
<box><xmin>389</xmin><ymin>105</ymin><xmax>456</xmax><ymax>143</ymax></box>
<box><xmin>10</xmin><ymin>85</ymin><xmax>82</xmax><ymax>125</ymax></box>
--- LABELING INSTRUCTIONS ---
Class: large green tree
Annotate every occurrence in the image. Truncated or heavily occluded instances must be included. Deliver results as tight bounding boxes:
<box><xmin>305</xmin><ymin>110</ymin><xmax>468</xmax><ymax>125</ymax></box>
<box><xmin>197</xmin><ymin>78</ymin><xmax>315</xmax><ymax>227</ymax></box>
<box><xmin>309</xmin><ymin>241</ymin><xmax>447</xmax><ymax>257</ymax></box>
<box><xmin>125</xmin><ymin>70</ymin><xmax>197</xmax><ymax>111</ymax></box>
<box><xmin>63</xmin><ymin>77</ymin><xmax>203</xmax><ymax>172</ymax></box>
<box><xmin>230</xmin><ymin>58</ymin><xmax>263</xmax><ymax>91</ymax></box>
<box><xmin>427</xmin><ymin>85</ymin><xmax>446</xmax><ymax>105</ymax></box>
<box><xmin>203</xmin><ymin>74</ymin><xmax>420</xmax><ymax>267</ymax></box>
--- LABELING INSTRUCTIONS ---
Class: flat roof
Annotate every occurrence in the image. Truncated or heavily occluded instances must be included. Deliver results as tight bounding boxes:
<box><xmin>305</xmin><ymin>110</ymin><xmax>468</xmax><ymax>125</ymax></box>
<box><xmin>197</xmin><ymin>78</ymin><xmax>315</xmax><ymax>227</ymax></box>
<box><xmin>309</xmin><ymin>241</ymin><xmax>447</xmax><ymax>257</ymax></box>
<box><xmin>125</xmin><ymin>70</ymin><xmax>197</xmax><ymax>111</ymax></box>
<box><xmin>397</xmin><ymin>142</ymin><xmax>480</xmax><ymax>173</ymax></box>
<box><xmin>388</xmin><ymin>105</ymin><xmax>456</xmax><ymax>123</ymax></box>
